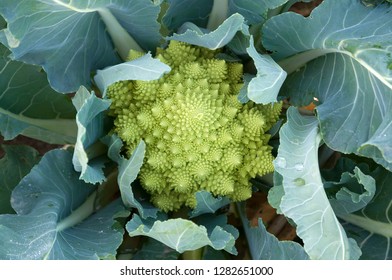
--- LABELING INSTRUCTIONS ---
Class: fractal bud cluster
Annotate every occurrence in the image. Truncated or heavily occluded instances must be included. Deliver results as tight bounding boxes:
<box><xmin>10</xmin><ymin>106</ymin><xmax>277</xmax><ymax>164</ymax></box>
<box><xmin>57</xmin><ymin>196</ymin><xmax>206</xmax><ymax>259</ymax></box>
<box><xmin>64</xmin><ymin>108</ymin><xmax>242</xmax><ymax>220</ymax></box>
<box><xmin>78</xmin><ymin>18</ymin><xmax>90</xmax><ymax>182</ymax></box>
<box><xmin>108</xmin><ymin>41</ymin><xmax>282</xmax><ymax>212</ymax></box>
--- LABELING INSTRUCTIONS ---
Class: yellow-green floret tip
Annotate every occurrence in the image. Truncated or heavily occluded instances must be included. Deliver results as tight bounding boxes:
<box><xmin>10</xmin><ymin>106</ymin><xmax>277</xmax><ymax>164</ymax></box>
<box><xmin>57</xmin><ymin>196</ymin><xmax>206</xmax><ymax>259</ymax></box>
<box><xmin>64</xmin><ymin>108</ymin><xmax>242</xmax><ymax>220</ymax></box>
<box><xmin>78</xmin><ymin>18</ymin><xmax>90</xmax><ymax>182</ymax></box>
<box><xmin>107</xmin><ymin>41</ymin><xmax>282</xmax><ymax>212</ymax></box>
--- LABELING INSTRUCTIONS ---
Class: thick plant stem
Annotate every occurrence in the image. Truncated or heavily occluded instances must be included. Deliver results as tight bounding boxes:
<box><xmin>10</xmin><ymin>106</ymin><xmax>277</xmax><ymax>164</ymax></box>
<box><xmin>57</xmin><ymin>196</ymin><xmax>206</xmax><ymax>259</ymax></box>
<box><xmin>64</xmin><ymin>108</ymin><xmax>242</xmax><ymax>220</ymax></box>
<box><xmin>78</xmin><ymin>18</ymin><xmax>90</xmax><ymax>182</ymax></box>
<box><xmin>182</xmin><ymin>247</ymin><xmax>204</xmax><ymax>260</ymax></box>
<box><xmin>98</xmin><ymin>8</ymin><xmax>144</xmax><ymax>60</ymax></box>
<box><xmin>278</xmin><ymin>49</ymin><xmax>335</xmax><ymax>75</ymax></box>
<box><xmin>207</xmin><ymin>0</ymin><xmax>229</xmax><ymax>31</ymax></box>
<box><xmin>56</xmin><ymin>191</ymin><xmax>97</xmax><ymax>232</ymax></box>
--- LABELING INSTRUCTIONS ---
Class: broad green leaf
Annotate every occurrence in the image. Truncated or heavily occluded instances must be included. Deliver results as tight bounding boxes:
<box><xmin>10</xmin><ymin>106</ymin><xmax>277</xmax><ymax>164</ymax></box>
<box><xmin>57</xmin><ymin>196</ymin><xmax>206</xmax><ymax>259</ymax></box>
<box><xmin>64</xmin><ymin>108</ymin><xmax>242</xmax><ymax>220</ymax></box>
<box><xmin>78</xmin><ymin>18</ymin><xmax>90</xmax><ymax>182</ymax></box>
<box><xmin>0</xmin><ymin>0</ymin><xmax>162</xmax><ymax>93</ymax></box>
<box><xmin>283</xmin><ymin>54</ymin><xmax>392</xmax><ymax>171</ymax></box>
<box><xmin>263</xmin><ymin>0</ymin><xmax>392</xmax><ymax>86</ymax></box>
<box><xmin>0</xmin><ymin>44</ymin><xmax>76</xmax><ymax>143</ymax></box>
<box><xmin>226</xmin><ymin>30</ymin><xmax>250</xmax><ymax>56</ymax></box>
<box><xmin>189</xmin><ymin>191</ymin><xmax>230</xmax><ymax>218</ymax></box>
<box><xmin>237</xmin><ymin>202</ymin><xmax>309</xmax><ymax>260</ymax></box>
<box><xmin>104</xmin><ymin>134</ymin><xmax>158</xmax><ymax>219</ymax></box>
<box><xmin>193</xmin><ymin>214</ymin><xmax>239</xmax><ymax>255</ymax></box>
<box><xmin>228</xmin><ymin>0</ymin><xmax>289</xmax><ymax>25</ymax></box>
<box><xmin>246</xmin><ymin>37</ymin><xmax>286</xmax><ymax>104</ymax></box>
<box><xmin>0</xmin><ymin>15</ymin><xmax>5</xmax><ymax>29</ymax></box>
<box><xmin>267</xmin><ymin>172</ymin><xmax>285</xmax><ymax>215</ymax></box>
<box><xmin>72</xmin><ymin>87</ymin><xmax>111</xmax><ymax>184</ymax></box>
<box><xmin>162</xmin><ymin>0</ymin><xmax>288</xmax><ymax>32</ymax></box>
<box><xmin>202</xmin><ymin>247</ymin><xmax>228</xmax><ymax>260</ymax></box>
<box><xmin>162</xmin><ymin>0</ymin><xmax>212</xmax><ymax>32</ymax></box>
<box><xmin>0</xmin><ymin>145</ymin><xmax>40</xmax><ymax>214</ymax></box>
<box><xmin>132</xmin><ymin>238</ymin><xmax>179</xmax><ymax>260</ymax></box>
<box><xmin>167</xmin><ymin>13</ymin><xmax>249</xmax><ymax>50</ymax></box>
<box><xmin>338</xmin><ymin>165</ymin><xmax>392</xmax><ymax>259</ymax></box>
<box><xmin>237</xmin><ymin>73</ymin><xmax>252</xmax><ymax>104</ymax></box>
<box><xmin>325</xmin><ymin>167</ymin><xmax>376</xmax><ymax>216</ymax></box>
<box><xmin>94</xmin><ymin>54</ymin><xmax>171</xmax><ymax>96</ymax></box>
<box><xmin>127</xmin><ymin>214</ymin><xmax>238</xmax><ymax>254</ymax></box>
<box><xmin>0</xmin><ymin>149</ymin><xmax>128</xmax><ymax>259</ymax></box>
<box><xmin>263</xmin><ymin>0</ymin><xmax>392</xmax><ymax>171</ymax></box>
<box><xmin>274</xmin><ymin>107</ymin><xmax>361</xmax><ymax>260</ymax></box>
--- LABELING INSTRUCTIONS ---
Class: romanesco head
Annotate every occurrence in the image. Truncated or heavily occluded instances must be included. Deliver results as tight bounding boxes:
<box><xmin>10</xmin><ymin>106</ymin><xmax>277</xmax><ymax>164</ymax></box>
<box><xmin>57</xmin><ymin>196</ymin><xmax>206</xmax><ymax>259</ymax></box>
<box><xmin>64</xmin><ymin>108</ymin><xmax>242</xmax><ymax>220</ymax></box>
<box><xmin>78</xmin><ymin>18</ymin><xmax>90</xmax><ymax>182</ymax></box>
<box><xmin>107</xmin><ymin>41</ymin><xmax>282</xmax><ymax>212</ymax></box>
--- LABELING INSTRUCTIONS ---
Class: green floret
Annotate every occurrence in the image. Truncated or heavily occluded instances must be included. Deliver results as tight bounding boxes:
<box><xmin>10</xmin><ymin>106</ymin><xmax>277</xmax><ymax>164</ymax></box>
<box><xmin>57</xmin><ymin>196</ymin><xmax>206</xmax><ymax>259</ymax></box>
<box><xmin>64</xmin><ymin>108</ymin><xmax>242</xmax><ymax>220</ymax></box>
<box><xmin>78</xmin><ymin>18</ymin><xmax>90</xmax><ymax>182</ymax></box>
<box><xmin>107</xmin><ymin>40</ymin><xmax>282</xmax><ymax>212</ymax></box>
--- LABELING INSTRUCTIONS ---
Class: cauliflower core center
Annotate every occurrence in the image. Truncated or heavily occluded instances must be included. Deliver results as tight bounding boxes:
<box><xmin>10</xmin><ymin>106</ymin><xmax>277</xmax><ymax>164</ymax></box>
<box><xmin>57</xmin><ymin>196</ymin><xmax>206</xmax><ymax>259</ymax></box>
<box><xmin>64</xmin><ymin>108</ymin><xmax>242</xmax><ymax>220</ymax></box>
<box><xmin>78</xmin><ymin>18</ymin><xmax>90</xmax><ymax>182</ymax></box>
<box><xmin>108</xmin><ymin>41</ymin><xmax>282</xmax><ymax>212</ymax></box>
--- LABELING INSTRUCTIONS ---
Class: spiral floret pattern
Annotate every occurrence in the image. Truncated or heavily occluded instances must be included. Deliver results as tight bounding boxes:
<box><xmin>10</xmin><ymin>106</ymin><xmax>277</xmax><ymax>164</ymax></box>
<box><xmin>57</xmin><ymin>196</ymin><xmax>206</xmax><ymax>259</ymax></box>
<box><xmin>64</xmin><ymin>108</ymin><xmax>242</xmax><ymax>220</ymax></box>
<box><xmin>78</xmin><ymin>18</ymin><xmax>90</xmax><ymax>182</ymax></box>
<box><xmin>108</xmin><ymin>41</ymin><xmax>282</xmax><ymax>212</ymax></box>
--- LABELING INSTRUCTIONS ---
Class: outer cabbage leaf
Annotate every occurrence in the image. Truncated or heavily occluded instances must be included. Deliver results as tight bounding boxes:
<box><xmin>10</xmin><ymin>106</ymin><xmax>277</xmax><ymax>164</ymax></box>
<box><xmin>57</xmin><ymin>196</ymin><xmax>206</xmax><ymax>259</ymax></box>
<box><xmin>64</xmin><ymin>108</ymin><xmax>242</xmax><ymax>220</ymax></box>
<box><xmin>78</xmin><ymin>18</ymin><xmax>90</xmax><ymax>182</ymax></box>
<box><xmin>193</xmin><ymin>214</ymin><xmax>239</xmax><ymax>255</ymax></box>
<box><xmin>0</xmin><ymin>149</ymin><xmax>128</xmax><ymax>259</ymax></box>
<box><xmin>0</xmin><ymin>0</ymin><xmax>162</xmax><ymax>93</ymax></box>
<box><xmin>337</xmin><ymin>164</ymin><xmax>392</xmax><ymax>259</ymax></box>
<box><xmin>162</xmin><ymin>0</ymin><xmax>289</xmax><ymax>32</ymax></box>
<box><xmin>274</xmin><ymin>107</ymin><xmax>361</xmax><ymax>260</ymax></box>
<box><xmin>246</xmin><ymin>37</ymin><xmax>286</xmax><ymax>104</ymax></box>
<box><xmin>71</xmin><ymin>87</ymin><xmax>111</xmax><ymax>184</ymax></box>
<box><xmin>0</xmin><ymin>44</ymin><xmax>76</xmax><ymax>143</ymax></box>
<box><xmin>262</xmin><ymin>0</ymin><xmax>392</xmax><ymax>171</ymax></box>
<box><xmin>127</xmin><ymin>213</ymin><xmax>238</xmax><ymax>254</ymax></box>
<box><xmin>228</xmin><ymin>0</ymin><xmax>289</xmax><ymax>25</ymax></box>
<box><xmin>0</xmin><ymin>145</ymin><xmax>40</xmax><ymax>214</ymax></box>
<box><xmin>283</xmin><ymin>53</ymin><xmax>392</xmax><ymax>171</ymax></box>
<box><xmin>263</xmin><ymin>0</ymin><xmax>392</xmax><ymax>86</ymax></box>
<box><xmin>167</xmin><ymin>13</ymin><xmax>249</xmax><ymax>50</ymax></box>
<box><xmin>237</xmin><ymin>202</ymin><xmax>309</xmax><ymax>260</ymax></box>
<box><xmin>325</xmin><ymin>166</ymin><xmax>376</xmax><ymax>215</ymax></box>
<box><xmin>189</xmin><ymin>191</ymin><xmax>230</xmax><ymax>218</ymax></box>
<box><xmin>162</xmin><ymin>0</ymin><xmax>212</xmax><ymax>32</ymax></box>
<box><xmin>94</xmin><ymin>53</ymin><xmax>171</xmax><ymax>96</ymax></box>
<box><xmin>104</xmin><ymin>134</ymin><xmax>158</xmax><ymax>219</ymax></box>
<box><xmin>131</xmin><ymin>238</ymin><xmax>179</xmax><ymax>260</ymax></box>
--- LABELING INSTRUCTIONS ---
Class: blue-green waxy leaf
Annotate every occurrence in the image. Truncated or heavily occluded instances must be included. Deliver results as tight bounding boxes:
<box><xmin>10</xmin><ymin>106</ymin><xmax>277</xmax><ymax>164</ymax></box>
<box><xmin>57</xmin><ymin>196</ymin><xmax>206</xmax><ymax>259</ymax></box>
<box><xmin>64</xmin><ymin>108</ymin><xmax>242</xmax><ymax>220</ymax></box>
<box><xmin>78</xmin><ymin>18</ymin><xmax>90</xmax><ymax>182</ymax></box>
<box><xmin>162</xmin><ymin>0</ymin><xmax>212</xmax><ymax>32</ymax></box>
<box><xmin>326</xmin><ymin>167</ymin><xmax>376</xmax><ymax>216</ymax></box>
<box><xmin>263</xmin><ymin>0</ymin><xmax>392</xmax><ymax>86</ymax></box>
<box><xmin>189</xmin><ymin>191</ymin><xmax>230</xmax><ymax>218</ymax></box>
<box><xmin>237</xmin><ymin>202</ymin><xmax>309</xmax><ymax>260</ymax></box>
<box><xmin>274</xmin><ymin>107</ymin><xmax>361</xmax><ymax>260</ymax></box>
<box><xmin>0</xmin><ymin>145</ymin><xmax>40</xmax><ymax>214</ymax></box>
<box><xmin>193</xmin><ymin>214</ymin><xmax>239</xmax><ymax>255</ymax></box>
<box><xmin>104</xmin><ymin>134</ymin><xmax>157</xmax><ymax>219</ymax></box>
<box><xmin>72</xmin><ymin>87</ymin><xmax>111</xmax><ymax>184</ymax></box>
<box><xmin>162</xmin><ymin>0</ymin><xmax>288</xmax><ymax>32</ymax></box>
<box><xmin>0</xmin><ymin>44</ymin><xmax>76</xmax><ymax>143</ymax></box>
<box><xmin>94</xmin><ymin>54</ymin><xmax>171</xmax><ymax>96</ymax></box>
<box><xmin>228</xmin><ymin>0</ymin><xmax>289</xmax><ymax>25</ymax></box>
<box><xmin>336</xmin><ymin>164</ymin><xmax>392</xmax><ymax>260</ymax></box>
<box><xmin>263</xmin><ymin>0</ymin><xmax>392</xmax><ymax>171</ymax></box>
<box><xmin>267</xmin><ymin>172</ymin><xmax>285</xmax><ymax>215</ymax></box>
<box><xmin>246</xmin><ymin>37</ymin><xmax>286</xmax><ymax>104</ymax></box>
<box><xmin>0</xmin><ymin>149</ymin><xmax>129</xmax><ymax>260</ymax></box>
<box><xmin>0</xmin><ymin>0</ymin><xmax>162</xmax><ymax>93</ymax></box>
<box><xmin>132</xmin><ymin>238</ymin><xmax>180</xmax><ymax>260</ymax></box>
<box><xmin>167</xmin><ymin>13</ymin><xmax>249</xmax><ymax>50</ymax></box>
<box><xmin>127</xmin><ymin>214</ymin><xmax>238</xmax><ymax>254</ymax></box>
<box><xmin>237</xmin><ymin>74</ymin><xmax>252</xmax><ymax>104</ymax></box>
<box><xmin>284</xmin><ymin>54</ymin><xmax>392</xmax><ymax>171</ymax></box>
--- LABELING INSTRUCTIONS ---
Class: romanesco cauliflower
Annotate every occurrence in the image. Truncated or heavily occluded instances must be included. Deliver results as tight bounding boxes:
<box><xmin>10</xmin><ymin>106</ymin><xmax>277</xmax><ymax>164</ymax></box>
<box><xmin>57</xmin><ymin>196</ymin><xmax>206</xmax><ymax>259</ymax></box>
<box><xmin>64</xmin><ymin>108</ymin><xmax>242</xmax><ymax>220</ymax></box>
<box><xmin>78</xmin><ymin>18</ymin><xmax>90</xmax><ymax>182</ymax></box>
<box><xmin>107</xmin><ymin>41</ymin><xmax>282</xmax><ymax>212</ymax></box>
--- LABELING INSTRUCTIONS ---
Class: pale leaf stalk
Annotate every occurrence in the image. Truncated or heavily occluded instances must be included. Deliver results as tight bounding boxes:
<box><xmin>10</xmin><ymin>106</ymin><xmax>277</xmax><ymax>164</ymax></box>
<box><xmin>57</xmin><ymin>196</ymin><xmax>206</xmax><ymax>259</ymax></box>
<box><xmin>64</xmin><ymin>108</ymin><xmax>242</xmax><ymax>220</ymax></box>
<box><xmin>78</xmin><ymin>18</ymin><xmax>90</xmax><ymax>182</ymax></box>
<box><xmin>98</xmin><ymin>8</ymin><xmax>144</xmax><ymax>60</ymax></box>
<box><xmin>277</xmin><ymin>49</ymin><xmax>334</xmax><ymax>75</ymax></box>
<box><xmin>207</xmin><ymin>0</ymin><xmax>229</xmax><ymax>31</ymax></box>
<box><xmin>0</xmin><ymin>107</ymin><xmax>77</xmax><ymax>139</ymax></box>
<box><xmin>56</xmin><ymin>191</ymin><xmax>97</xmax><ymax>232</ymax></box>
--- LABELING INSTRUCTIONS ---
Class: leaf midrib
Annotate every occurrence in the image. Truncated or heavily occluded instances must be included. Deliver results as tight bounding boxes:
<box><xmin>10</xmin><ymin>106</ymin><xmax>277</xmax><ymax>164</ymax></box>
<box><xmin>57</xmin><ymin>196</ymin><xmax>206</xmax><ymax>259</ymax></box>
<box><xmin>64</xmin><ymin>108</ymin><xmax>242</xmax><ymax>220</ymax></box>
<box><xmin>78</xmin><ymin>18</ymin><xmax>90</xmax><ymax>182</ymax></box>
<box><xmin>278</xmin><ymin>48</ymin><xmax>392</xmax><ymax>91</ymax></box>
<box><xmin>339</xmin><ymin>213</ymin><xmax>392</xmax><ymax>238</ymax></box>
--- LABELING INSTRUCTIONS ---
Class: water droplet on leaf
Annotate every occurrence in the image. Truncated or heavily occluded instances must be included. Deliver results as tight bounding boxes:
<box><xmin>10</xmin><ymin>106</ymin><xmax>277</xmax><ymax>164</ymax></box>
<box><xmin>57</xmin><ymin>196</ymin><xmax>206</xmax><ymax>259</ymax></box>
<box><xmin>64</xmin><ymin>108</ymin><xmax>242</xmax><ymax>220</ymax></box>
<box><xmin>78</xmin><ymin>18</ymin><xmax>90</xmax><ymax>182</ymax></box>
<box><xmin>294</xmin><ymin>178</ymin><xmax>306</xmax><ymax>186</ymax></box>
<box><xmin>294</xmin><ymin>163</ymin><xmax>304</xmax><ymax>171</ymax></box>
<box><xmin>275</xmin><ymin>157</ymin><xmax>287</xmax><ymax>168</ymax></box>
